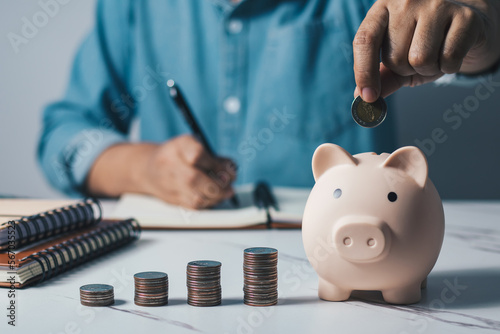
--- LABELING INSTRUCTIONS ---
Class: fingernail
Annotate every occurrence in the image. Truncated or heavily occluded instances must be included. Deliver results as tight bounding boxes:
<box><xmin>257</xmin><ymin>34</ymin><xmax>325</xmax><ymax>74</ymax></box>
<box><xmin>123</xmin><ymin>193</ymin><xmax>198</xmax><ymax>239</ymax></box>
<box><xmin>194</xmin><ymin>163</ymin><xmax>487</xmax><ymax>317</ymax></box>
<box><xmin>361</xmin><ymin>87</ymin><xmax>377</xmax><ymax>102</ymax></box>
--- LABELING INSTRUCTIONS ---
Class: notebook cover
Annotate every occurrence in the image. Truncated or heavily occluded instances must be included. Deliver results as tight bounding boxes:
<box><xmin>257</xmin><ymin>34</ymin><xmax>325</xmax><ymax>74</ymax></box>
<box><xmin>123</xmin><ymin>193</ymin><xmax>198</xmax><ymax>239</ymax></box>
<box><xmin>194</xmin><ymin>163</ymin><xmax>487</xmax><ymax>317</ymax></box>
<box><xmin>0</xmin><ymin>221</ymin><xmax>121</xmax><ymax>267</ymax></box>
<box><xmin>0</xmin><ymin>219</ymin><xmax>138</xmax><ymax>288</ymax></box>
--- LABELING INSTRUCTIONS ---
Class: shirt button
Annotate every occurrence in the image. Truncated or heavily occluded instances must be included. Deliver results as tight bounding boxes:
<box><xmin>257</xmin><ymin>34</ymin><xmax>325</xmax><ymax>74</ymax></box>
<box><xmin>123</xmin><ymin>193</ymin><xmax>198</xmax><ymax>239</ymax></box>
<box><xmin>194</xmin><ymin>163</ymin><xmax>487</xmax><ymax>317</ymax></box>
<box><xmin>223</xmin><ymin>96</ymin><xmax>241</xmax><ymax>114</ymax></box>
<box><xmin>227</xmin><ymin>19</ymin><xmax>243</xmax><ymax>34</ymax></box>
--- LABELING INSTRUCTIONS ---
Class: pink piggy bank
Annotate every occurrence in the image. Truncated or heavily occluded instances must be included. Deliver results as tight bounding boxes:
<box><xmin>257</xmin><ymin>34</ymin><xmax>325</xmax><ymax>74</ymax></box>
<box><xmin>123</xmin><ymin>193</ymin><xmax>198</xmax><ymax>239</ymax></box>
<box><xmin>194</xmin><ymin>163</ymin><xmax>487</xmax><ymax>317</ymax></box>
<box><xmin>302</xmin><ymin>144</ymin><xmax>444</xmax><ymax>304</ymax></box>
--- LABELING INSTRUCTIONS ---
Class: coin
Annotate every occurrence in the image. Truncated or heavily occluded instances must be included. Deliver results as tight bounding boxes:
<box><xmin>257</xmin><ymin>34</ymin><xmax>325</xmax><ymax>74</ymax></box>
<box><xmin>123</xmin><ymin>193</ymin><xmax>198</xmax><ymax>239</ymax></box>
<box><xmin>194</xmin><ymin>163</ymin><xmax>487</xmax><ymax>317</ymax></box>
<box><xmin>351</xmin><ymin>95</ymin><xmax>387</xmax><ymax>128</ymax></box>
<box><xmin>80</xmin><ymin>284</ymin><xmax>113</xmax><ymax>293</ymax></box>
<box><xmin>80</xmin><ymin>284</ymin><xmax>114</xmax><ymax>307</ymax></box>
<box><xmin>134</xmin><ymin>271</ymin><xmax>169</xmax><ymax>307</ymax></box>
<box><xmin>243</xmin><ymin>247</ymin><xmax>278</xmax><ymax>307</ymax></box>
<box><xmin>134</xmin><ymin>271</ymin><xmax>168</xmax><ymax>281</ymax></box>
<box><xmin>244</xmin><ymin>247</ymin><xmax>278</xmax><ymax>256</ymax></box>
<box><xmin>186</xmin><ymin>260</ymin><xmax>222</xmax><ymax>307</ymax></box>
<box><xmin>188</xmin><ymin>260</ymin><xmax>222</xmax><ymax>268</ymax></box>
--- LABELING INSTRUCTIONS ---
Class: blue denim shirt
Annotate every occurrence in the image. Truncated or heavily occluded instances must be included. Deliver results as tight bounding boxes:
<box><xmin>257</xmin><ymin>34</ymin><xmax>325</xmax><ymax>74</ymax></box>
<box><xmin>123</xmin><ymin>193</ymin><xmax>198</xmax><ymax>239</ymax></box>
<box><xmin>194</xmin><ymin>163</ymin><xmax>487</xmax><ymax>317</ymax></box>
<box><xmin>39</xmin><ymin>0</ymin><xmax>397</xmax><ymax>196</ymax></box>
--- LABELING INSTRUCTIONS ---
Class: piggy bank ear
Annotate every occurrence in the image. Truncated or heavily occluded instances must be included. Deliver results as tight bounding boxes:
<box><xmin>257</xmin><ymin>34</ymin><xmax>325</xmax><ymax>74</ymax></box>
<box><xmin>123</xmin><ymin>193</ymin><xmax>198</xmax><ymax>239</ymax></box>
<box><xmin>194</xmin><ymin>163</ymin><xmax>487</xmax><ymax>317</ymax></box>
<box><xmin>312</xmin><ymin>143</ymin><xmax>357</xmax><ymax>181</ymax></box>
<box><xmin>382</xmin><ymin>146</ymin><xmax>428</xmax><ymax>188</ymax></box>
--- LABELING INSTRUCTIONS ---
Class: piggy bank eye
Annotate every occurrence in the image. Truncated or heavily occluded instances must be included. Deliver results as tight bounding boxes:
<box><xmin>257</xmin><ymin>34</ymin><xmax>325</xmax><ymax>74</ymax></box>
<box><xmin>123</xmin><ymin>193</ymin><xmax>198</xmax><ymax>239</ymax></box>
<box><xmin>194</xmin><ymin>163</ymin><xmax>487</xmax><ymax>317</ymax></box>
<box><xmin>388</xmin><ymin>192</ymin><xmax>397</xmax><ymax>202</ymax></box>
<box><xmin>333</xmin><ymin>188</ymin><xmax>342</xmax><ymax>199</ymax></box>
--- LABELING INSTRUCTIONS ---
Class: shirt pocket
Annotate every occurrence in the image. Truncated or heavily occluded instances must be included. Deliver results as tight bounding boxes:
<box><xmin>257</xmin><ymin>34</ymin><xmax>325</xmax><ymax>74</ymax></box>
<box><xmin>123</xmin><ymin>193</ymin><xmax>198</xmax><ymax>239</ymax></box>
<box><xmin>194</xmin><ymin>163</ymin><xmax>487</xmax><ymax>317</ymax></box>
<box><xmin>251</xmin><ymin>19</ymin><xmax>356</xmax><ymax>144</ymax></box>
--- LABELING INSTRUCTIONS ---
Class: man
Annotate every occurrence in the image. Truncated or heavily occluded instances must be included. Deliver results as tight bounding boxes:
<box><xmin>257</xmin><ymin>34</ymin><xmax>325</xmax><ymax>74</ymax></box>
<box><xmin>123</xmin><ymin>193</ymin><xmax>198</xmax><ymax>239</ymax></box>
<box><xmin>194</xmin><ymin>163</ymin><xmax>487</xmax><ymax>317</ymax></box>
<box><xmin>38</xmin><ymin>0</ymin><xmax>500</xmax><ymax>208</ymax></box>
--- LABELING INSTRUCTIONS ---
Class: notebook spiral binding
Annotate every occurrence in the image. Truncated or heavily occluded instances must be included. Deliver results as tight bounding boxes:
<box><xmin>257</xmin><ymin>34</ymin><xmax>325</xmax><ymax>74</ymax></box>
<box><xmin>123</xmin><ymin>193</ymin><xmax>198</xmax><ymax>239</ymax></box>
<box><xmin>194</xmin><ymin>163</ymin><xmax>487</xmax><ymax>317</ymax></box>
<box><xmin>24</xmin><ymin>218</ymin><xmax>141</xmax><ymax>285</ymax></box>
<box><xmin>12</xmin><ymin>198</ymin><xmax>102</xmax><ymax>248</ymax></box>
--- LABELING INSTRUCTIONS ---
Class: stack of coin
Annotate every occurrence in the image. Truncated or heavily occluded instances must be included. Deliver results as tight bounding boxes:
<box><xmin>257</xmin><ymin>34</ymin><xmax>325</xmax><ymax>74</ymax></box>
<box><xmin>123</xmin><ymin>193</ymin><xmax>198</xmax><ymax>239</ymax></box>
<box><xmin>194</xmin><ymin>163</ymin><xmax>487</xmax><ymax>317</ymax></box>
<box><xmin>186</xmin><ymin>260</ymin><xmax>222</xmax><ymax>307</ymax></box>
<box><xmin>243</xmin><ymin>247</ymin><xmax>278</xmax><ymax>306</ymax></box>
<box><xmin>80</xmin><ymin>284</ymin><xmax>114</xmax><ymax>307</ymax></box>
<box><xmin>134</xmin><ymin>271</ymin><xmax>169</xmax><ymax>306</ymax></box>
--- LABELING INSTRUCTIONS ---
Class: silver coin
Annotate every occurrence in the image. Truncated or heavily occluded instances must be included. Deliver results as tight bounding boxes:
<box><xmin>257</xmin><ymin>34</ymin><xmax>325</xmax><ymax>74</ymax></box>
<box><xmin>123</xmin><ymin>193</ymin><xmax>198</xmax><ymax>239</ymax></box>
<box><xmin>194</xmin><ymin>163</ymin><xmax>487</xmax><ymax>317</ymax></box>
<box><xmin>188</xmin><ymin>260</ymin><xmax>222</xmax><ymax>268</ymax></box>
<box><xmin>134</xmin><ymin>271</ymin><xmax>168</xmax><ymax>280</ymax></box>
<box><xmin>80</xmin><ymin>284</ymin><xmax>114</xmax><ymax>294</ymax></box>
<box><xmin>244</xmin><ymin>247</ymin><xmax>278</xmax><ymax>256</ymax></box>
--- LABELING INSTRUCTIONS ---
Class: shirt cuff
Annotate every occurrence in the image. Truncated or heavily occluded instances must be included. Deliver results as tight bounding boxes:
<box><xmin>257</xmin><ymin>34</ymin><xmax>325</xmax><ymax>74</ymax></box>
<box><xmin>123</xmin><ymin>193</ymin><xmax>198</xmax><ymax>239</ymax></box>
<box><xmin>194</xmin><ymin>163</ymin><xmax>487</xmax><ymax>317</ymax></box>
<box><xmin>435</xmin><ymin>60</ymin><xmax>500</xmax><ymax>87</ymax></box>
<box><xmin>62</xmin><ymin>128</ymin><xmax>127</xmax><ymax>193</ymax></box>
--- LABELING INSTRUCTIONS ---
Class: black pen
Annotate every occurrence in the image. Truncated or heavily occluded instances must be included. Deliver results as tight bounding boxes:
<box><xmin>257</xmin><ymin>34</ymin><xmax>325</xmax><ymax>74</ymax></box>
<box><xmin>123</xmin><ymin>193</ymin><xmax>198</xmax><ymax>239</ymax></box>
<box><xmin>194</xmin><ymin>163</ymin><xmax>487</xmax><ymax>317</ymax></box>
<box><xmin>253</xmin><ymin>181</ymin><xmax>279</xmax><ymax>229</ymax></box>
<box><xmin>255</xmin><ymin>181</ymin><xmax>279</xmax><ymax>211</ymax></box>
<box><xmin>167</xmin><ymin>79</ymin><xmax>239</xmax><ymax>208</ymax></box>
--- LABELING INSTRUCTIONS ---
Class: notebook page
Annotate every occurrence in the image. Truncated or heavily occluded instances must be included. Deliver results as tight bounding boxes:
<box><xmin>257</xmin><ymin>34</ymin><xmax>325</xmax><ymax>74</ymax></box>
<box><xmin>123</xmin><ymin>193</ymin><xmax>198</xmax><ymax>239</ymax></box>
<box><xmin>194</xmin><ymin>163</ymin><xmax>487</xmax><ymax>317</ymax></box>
<box><xmin>111</xmin><ymin>185</ymin><xmax>267</xmax><ymax>229</ymax></box>
<box><xmin>269</xmin><ymin>187</ymin><xmax>310</xmax><ymax>223</ymax></box>
<box><xmin>0</xmin><ymin>199</ymin><xmax>78</xmax><ymax>217</ymax></box>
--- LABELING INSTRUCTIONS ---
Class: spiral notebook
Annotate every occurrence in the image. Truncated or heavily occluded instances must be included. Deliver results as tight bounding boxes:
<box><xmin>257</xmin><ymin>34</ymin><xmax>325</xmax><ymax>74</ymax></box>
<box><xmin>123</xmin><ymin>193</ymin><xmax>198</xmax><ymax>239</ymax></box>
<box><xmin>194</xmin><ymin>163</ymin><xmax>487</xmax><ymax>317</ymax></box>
<box><xmin>0</xmin><ymin>198</ymin><xmax>102</xmax><ymax>251</ymax></box>
<box><xmin>0</xmin><ymin>218</ymin><xmax>141</xmax><ymax>288</ymax></box>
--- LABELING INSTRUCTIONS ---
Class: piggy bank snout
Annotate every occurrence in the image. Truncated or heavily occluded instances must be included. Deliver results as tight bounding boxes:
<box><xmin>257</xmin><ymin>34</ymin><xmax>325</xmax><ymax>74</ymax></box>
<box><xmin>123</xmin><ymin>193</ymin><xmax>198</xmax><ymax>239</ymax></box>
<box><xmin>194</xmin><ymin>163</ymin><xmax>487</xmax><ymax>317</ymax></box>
<box><xmin>333</xmin><ymin>218</ymin><xmax>391</xmax><ymax>263</ymax></box>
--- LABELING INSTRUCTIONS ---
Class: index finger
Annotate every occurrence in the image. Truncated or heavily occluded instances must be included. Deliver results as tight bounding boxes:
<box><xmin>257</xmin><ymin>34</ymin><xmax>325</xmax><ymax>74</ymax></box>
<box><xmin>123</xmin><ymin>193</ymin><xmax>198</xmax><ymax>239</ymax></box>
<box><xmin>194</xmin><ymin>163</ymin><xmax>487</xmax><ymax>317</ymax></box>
<box><xmin>353</xmin><ymin>4</ymin><xmax>389</xmax><ymax>103</ymax></box>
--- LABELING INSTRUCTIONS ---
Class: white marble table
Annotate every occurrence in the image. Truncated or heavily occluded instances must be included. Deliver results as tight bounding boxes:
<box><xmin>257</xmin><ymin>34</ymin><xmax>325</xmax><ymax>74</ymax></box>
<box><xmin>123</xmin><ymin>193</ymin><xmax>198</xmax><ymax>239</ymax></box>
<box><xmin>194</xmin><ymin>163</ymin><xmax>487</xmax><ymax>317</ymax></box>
<box><xmin>1</xmin><ymin>201</ymin><xmax>500</xmax><ymax>333</ymax></box>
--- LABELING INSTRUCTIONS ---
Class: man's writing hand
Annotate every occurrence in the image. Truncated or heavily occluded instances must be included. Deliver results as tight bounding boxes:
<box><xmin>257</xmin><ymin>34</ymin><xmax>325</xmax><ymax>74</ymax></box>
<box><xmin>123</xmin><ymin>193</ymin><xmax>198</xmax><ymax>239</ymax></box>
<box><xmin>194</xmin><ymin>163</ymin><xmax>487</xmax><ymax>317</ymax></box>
<box><xmin>87</xmin><ymin>135</ymin><xmax>236</xmax><ymax>209</ymax></box>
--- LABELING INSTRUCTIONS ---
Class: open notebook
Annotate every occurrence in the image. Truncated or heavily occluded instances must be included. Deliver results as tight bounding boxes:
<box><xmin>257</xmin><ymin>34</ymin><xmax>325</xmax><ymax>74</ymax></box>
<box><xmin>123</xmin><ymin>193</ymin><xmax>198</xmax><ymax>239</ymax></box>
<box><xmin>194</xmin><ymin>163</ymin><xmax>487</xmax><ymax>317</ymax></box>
<box><xmin>111</xmin><ymin>185</ymin><xmax>310</xmax><ymax>229</ymax></box>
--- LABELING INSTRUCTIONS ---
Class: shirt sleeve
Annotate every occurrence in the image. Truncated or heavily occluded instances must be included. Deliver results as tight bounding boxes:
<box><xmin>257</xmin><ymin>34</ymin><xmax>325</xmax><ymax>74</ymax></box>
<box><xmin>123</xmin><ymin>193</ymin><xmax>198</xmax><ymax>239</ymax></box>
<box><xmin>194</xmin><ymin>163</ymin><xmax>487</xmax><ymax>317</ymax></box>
<box><xmin>435</xmin><ymin>60</ymin><xmax>500</xmax><ymax>87</ymax></box>
<box><xmin>38</xmin><ymin>0</ymin><xmax>135</xmax><ymax>196</ymax></box>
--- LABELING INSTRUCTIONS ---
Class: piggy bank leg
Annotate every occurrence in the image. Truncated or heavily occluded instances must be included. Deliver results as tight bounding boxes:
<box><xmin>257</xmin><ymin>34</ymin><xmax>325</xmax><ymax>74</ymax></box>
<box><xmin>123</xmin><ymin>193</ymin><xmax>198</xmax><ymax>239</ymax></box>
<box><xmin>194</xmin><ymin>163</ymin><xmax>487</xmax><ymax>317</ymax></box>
<box><xmin>421</xmin><ymin>277</ymin><xmax>427</xmax><ymax>289</ymax></box>
<box><xmin>318</xmin><ymin>278</ymin><xmax>351</xmax><ymax>301</ymax></box>
<box><xmin>381</xmin><ymin>283</ymin><xmax>421</xmax><ymax>304</ymax></box>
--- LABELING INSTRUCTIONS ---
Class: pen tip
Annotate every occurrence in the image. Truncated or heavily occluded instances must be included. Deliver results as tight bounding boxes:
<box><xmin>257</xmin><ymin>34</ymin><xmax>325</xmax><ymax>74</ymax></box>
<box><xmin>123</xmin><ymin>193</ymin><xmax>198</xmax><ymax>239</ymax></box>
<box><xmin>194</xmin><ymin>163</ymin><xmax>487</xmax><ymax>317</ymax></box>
<box><xmin>167</xmin><ymin>79</ymin><xmax>175</xmax><ymax>88</ymax></box>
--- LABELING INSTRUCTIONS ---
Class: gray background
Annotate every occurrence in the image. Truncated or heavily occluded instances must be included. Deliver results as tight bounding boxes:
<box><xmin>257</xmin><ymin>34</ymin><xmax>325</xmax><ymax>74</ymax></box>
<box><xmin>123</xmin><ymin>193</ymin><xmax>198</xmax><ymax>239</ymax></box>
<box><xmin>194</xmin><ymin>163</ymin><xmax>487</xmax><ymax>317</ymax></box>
<box><xmin>1</xmin><ymin>0</ymin><xmax>499</xmax><ymax>199</ymax></box>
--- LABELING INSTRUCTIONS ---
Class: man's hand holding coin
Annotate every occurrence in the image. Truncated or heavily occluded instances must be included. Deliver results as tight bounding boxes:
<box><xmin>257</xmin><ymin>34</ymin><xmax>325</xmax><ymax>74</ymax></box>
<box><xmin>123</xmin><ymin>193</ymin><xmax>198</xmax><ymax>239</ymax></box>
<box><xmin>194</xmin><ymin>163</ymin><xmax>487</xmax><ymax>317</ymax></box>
<box><xmin>353</xmin><ymin>0</ymin><xmax>500</xmax><ymax>103</ymax></box>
